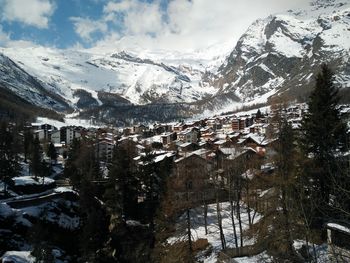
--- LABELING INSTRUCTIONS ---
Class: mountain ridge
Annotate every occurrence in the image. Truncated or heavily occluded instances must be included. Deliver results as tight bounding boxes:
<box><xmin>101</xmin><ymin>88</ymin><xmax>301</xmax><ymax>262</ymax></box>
<box><xmin>0</xmin><ymin>0</ymin><xmax>349</xmax><ymax>123</ymax></box>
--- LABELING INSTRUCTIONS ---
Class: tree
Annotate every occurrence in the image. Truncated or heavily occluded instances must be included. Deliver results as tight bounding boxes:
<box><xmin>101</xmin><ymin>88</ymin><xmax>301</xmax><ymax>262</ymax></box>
<box><xmin>300</xmin><ymin>64</ymin><xmax>348</xmax><ymax>224</ymax></box>
<box><xmin>30</xmin><ymin>137</ymin><xmax>43</xmax><ymax>180</ymax></box>
<box><xmin>47</xmin><ymin>142</ymin><xmax>57</xmax><ymax>165</ymax></box>
<box><xmin>271</xmin><ymin>116</ymin><xmax>301</xmax><ymax>261</ymax></box>
<box><xmin>23</xmin><ymin>127</ymin><xmax>32</xmax><ymax>163</ymax></box>
<box><xmin>64</xmin><ymin>138</ymin><xmax>81</xmax><ymax>190</ymax></box>
<box><xmin>256</xmin><ymin>109</ymin><xmax>262</xmax><ymax>119</ymax></box>
<box><xmin>0</xmin><ymin>122</ymin><xmax>19</xmax><ymax>196</ymax></box>
<box><xmin>104</xmin><ymin>141</ymin><xmax>138</xmax><ymax>223</ymax></box>
<box><xmin>79</xmin><ymin>179</ymin><xmax>109</xmax><ymax>262</ymax></box>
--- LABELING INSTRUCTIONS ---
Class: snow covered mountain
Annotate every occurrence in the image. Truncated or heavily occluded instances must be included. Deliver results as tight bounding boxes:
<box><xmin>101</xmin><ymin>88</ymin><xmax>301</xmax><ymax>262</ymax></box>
<box><xmin>0</xmin><ymin>0</ymin><xmax>349</xmax><ymax>123</ymax></box>
<box><xmin>0</xmin><ymin>45</ymin><xmax>227</xmax><ymax>108</ymax></box>
<box><xmin>215</xmin><ymin>0</ymin><xmax>350</xmax><ymax>102</ymax></box>
<box><xmin>0</xmin><ymin>53</ymin><xmax>70</xmax><ymax>112</ymax></box>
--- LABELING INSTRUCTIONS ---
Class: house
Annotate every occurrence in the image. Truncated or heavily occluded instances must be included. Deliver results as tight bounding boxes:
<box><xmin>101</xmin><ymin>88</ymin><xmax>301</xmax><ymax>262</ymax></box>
<box><xmin>97</xmin><ymin>139</ymin><xmax>115</xmax><ymax>162</ymax></box>
<box><xmin>33</xmin><ymin>129</ymin><xmax>45</xmax><ymax>141</ymax></box>
<box><xmin>60</xmin><ymin>126</ymin><xmax>82</xmax><ymax>145</ymax></box>
<box><xmin>326</xmin><ymin>222</ymin><xmax>350</xmax><ymax>262</ymax></box>
<box><xmin>132</xmin><ymin>124</ymin><xmax>147</xmax><ymax>134</ymax></box>
<box><xmin>171</xmin><ymin>154</ymin><xmax>215</xmax><ymax>209</ymax></box>
<box><xmin>178</xmin><ymin>142</ymin><xmax>199</xmax><ymax>153</ymax></box>
<box><xmin>239</xmin><ymin>134</ymin><xmax>271</xmax><ymax>149</ymax></box>
<box><xmin>177</xmin><ymin>128</ymin><xmax>199</xmax><ymax>143</ymax></box>
<box><xmin>161</xmin><ymin>132</ymin><xmax>177</xmax><ymax>146</ymax></box>
<box><xmin>50</xmin><ymin>130</ymin><xmax>61</xmax><ymax>144</ymax></box>
<box><xmin>31</xmin><ymin>123</ymin><xmax>57</xmax><ymax>141</ymax></box>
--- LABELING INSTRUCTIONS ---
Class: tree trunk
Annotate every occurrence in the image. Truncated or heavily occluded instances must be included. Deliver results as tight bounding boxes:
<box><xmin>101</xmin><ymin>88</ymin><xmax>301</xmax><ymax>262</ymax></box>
<box><xmin>217</xmin><ymin>197</ymin><xmax>226</xmax><ymax>250</ymax></box>
<box><xmin>230</xmin><ymin>200</ymin><xmax>238</xmax><ymax>248</ymax></box>
<box><xmin>186</xmin><ymin>208</ymin><xmax>192</xmax><ymax>253</ymax></box>
<box><xmin>236</xmin><ymin>198</ymin><xmax>243</xmax><ymax>248</ymax></box>
<box><xmin>281</xmin><ymin>187</ymin><xmax>294</xmax><ymax>256</ymax></box>
<box><xmin>204</xmin><ymin>202</ymin><xmax>208</xmax><ymax>235</ymax></box>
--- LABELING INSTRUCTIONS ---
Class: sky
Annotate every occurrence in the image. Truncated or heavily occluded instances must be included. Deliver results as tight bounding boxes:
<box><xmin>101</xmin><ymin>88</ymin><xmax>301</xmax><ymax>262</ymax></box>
<box><xmin>0</xmin><ymin>0</ymin><xmax>313</xmax><ymax>53</ymax></box>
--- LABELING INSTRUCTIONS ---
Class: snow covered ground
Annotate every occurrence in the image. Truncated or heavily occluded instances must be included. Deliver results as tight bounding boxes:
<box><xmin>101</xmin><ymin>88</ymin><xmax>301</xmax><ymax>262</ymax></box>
<box><xmin>169</xmin><ymin>202</ymin><xmax>264</xmax><ymax>262</ymax></box>
<box><xmin>169</xmin><ymin>201</ymin><xmax>332</xmax><ymax>262</ymax></box>
<box><xmin>1</xmin><ymin>251</ymin><xmax>34</xmax><ymax>263</ymax></box>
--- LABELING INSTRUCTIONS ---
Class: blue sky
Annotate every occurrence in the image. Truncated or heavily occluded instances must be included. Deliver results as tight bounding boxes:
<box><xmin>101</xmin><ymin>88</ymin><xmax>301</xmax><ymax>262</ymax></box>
<box><xmin>0</xmin><ymin>0</ymin><xmax>311</xmax><ymax>52</ymax></box>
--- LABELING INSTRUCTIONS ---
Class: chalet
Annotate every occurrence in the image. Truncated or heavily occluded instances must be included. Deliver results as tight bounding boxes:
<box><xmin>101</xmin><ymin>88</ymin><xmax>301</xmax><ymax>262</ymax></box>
<box><xmin>161</xmin><ymin>132</ymin><xmax>177</xmax><ymax>146</ymax></box>
<box><xmin>178</xmin><ymin>142</ymin><xmax>199</xmax><ymax>153</ymax></box>
<box><xmin>213</xmin><ymin>139</ymin><xmax>233</xmax><ymax>149</ymax></box>
<box><xmin>222</xmin><ymin>123</ymin><xmax>233</xmax><ymax>133</ymax></box>
<box><xmin>177</xmin><ymin>128</ymin><xmax>199</xmax><ymax>143</ymax></box>
<box><xmin>132</xmin><ymin>124</ymin><xmax>147</xmax><ymax>134</ymax></box>
<box><xmin>326</xmin><ymin>222</ymin><xmax>350</xmax><ymax>262</ymax></box>
<box><xmin>201</xmin><ymin>131</ymin><xmax>216</xmax><ymax>141</ymax></box>
<box><xmin>232</xmin><ymin>118</ymin><xmax>240</xmax><ymax>131</ymax></box>
<box><xmin>239</xmin><ymin>134</ymin><xmax>271</xmax><ymax>149</ymax></box>
<box><xmin>223</xmin><ymin>147</ymin><xmax>258</xmax><ymax>173</ymax></box>
<box><xmin>185</xmin><ymin>120</ymin><xmax>201</xmax><ymax>128</ymax></box>
<box><xmin>227</xmin><ymin>132</ymin><xmax>241</xmax><ymax>143</ymax></box>
<box><xmin>172</xmin><ymin>154</ymin><xmax>215</xmax><ymax>209</ymax></box>
<box><xmin>249</xmin><ymin>123</ymin><xmax>269</xmax><ymax>134</ymax></box>
<box><xmin>173</xmin><ymin>122</ymin><xmax>187</xmax><ymax>132</ymax></box>
<box><xmin>206</xmin><ymin>118</ymin><xmax>222</xmax><ymax>131</ymax></box>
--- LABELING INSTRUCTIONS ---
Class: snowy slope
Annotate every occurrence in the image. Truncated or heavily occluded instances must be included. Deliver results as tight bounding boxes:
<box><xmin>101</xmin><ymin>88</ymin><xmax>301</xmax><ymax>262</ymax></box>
<box><xmin>216</xmin><ymin>0</ymin><xmax>350</xmax><ymax>102</ymax></box>
<box><xmin>1</xmin><ymin>0</ymin><xmax>350</xmax><ymax>122</ymax></box>
<box><xmin>0</xmin><ymin>44</ymin><xmax>228</xmax><ymax>106</ymax></box>
<box><xmin>0</xmin><ymin>53</ymin><xmax>70</xmax><ymax>111</ymax></box>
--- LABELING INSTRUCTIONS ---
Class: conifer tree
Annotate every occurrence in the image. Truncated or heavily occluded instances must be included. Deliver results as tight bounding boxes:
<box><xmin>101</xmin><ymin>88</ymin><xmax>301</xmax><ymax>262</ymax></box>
<box><xmin>47</xmin><ymin>142</ymin><xmax>57</xmax><ymax>165</ymax></box>
<box><xmin>64</xmin><ymin>138</ymin><xmax>81</xmax><ymax>190</ymax></box>
<box><xmin>23</xmin><ymin>127</ymin><xmax>32</xmax><ymax>163</ymax></box>
<box><xmin>300</xmin><ymin>64</ymin><xmax>348</xmax><ymax>223</ymax></box>
<box><xmin>0</xmin><ymin>122</ymin><xmax>19</xmax><ymax>195</ymax></box>
<box><xmin>30</xmin><ymin>137</ymin><xmax>43</xmax><ymax>180</ymax></box>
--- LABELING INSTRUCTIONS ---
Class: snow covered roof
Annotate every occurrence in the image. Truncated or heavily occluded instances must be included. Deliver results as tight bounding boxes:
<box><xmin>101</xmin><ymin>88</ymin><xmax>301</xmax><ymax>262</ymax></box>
<box><xmin>13</xmin><ymin>176</ymin><xmax>55</xmax><ymax>186</ymax></box>
<box><xmin>214</xmin><ymin>139</ymin><xmax>227</xmax><ymax>145</ymax></box>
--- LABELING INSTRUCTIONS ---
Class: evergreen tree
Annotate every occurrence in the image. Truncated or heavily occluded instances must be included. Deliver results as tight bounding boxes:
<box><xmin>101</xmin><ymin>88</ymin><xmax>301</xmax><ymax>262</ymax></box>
<box><xmin>79</xmin><ymin>179</ymin><xmax>109</xmax><ymax>262</ymax></box>
<box><xmin>30</xmin><ymin>137</ymin><xmax>43</xmax><ymax>180</ymax></box>
<box><xmin>23</xmin><ymin>127</ymin><xmax>32</xmax><ymax>163</ymax></box>
<box><xmin>300</xmin><ymin>64</ymin><xmax>348</xmax><ymax>223</ymax></box>
<box><xmin>64</xmin><ymin>138</ymin><xmax>81</xmax><ymax>190</ymax></box>
<box><xmin>0</xmin><ymin>122</ymin><xmax>19</xmax><ymax>195</ymax></box>
<box><xmin>272</xmin><ymin>117</ymin><xmax>299</xmax><ymax>260</ymax></box>
<box><xmin>256</xmin><ymin>108</ymin><xmax>262</xmax><ymax>119</ymax></box>
<box><xmin>47</xmin><ymin>142</ymin><xmax>57</xmax><ymax>165</ymax></box>
<box><xmin>104</xmin><ymin>141</ymin><xmax>138</xmax><ymax>221</ymax></box>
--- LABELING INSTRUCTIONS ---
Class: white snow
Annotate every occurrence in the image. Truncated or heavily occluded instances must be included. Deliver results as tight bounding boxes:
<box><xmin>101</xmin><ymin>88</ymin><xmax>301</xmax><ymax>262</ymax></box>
<box><xmin>327</xmin><ymin>223</ymin><xmax>350</xmax><ymax>234</ymax></box>
<box><xmin>268</xmin><ymin>28</ymin><xmax>305</xmax><ymax>58</ymax></box>
<box><xmin>12</xmin><ymin>176</ymin><xmax>55</xmax><ymax>186</ymax></box>
<box><xmin>1</xmin><ymin>251</ymin><xmax>34</xmax><ymax>263</ymax></box>
<box><xmin>169</xmin><ymin>201</ymin><xmax>262</xmax><ymax>262</ymax></box>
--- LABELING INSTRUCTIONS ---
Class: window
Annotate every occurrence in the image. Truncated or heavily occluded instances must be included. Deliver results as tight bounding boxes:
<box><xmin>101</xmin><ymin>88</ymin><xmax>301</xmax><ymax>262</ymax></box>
<box><xmin>187</xmin><ymin>181</ymin><xmax>193</xmax><ymax>190</ymax></box>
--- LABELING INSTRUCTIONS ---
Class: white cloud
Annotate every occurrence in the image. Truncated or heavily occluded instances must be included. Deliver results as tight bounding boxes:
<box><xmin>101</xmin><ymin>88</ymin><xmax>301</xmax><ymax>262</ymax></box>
<box><xmin>1</xmin><ymin>0</ymin><xmax>56</xmax><ymax>29</ymax></box>
<box><xmin>89</xmin><ymin>0</ymin><xmax>312</xmax><ymax>54</ymax></box>
<box><xmin>0</xmin><ymin>25</ymin><xmax>39</xmax><ymax>48</ymax></box>
<box><xmin>65</xmin><ymin>0</ymin><xmax>314</xmax><ymax>56</ymax></box>
<box><xmin>0</xmin><ymin>25</ymin><xmax>10</xmax><ymax>46</ymax></box>
<box><xmin>70</xmin><ymin>17</ymin><xmax>108</xmax><ymax>42</ymax></box>
<box><xmin>103</xmin><ymin>0</ymin><xmax>164</xmax><ymax>35</ymax></box>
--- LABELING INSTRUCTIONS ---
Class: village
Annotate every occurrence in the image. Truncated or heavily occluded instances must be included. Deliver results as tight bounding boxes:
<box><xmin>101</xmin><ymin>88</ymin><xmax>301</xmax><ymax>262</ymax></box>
<box><xmin>1</xmin><ymin>102</ymin><xmax>350</xmax><ymax>262</ymax></box>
